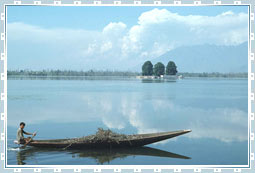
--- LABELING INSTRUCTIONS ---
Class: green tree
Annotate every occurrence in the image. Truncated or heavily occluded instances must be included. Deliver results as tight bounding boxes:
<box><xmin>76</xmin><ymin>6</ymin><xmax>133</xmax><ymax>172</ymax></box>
<box><xmin>153</xmin><ymin>62</ymin><xmax>165</xmax><ymax>76</ymax></box>
<box><xmin>166</xmin><ymin>61</ymin><xmax>178</xmax><ymax>75</ymax></box>
<box><xmin>142</xmin><ymin>61</ymin><xmax>153</xmax><ymax>76</ymax></box>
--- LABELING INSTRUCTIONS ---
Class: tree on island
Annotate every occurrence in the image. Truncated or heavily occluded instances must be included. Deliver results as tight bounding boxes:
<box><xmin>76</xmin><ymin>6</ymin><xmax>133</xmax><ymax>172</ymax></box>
<box><xmin>153</xmin><ymin>62</ymin><xmax>165</xmax><ymax>76</ymax></box>
<box><xmin>142</xmin><ymin>61</ymin><xmax>153</xmax><ymax>76</ymax></box>
<box><xmin>166</xmin><ymin>61</ymin><xmax>178</xmax><ymax>75</ymax></box>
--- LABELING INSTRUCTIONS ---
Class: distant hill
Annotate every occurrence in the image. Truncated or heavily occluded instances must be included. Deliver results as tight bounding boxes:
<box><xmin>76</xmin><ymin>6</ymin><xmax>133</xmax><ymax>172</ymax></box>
<box><xmin>146</xmin><ymin>42</ymin><xmax>248</xmax><ymax>73</ymax></box>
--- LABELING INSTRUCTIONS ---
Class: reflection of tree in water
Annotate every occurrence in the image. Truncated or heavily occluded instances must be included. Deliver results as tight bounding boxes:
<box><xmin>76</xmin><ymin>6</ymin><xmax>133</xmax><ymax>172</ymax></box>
<box><xmin>16</xmin><ymin>146</ymin><xmax>190</xmax><ymax>165</ymax></box>
<box><xmin>141</xmin><ymin>79</ymin><xmax>177</xmax><ymax>83</ymax></box>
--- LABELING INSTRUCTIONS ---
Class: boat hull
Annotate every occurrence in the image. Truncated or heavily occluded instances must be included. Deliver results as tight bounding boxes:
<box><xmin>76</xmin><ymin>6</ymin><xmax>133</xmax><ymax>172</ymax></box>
<box><xmin>27</xmin><ymin>130</ymin><xmax>191</xmax><ymax>149</ymax></box>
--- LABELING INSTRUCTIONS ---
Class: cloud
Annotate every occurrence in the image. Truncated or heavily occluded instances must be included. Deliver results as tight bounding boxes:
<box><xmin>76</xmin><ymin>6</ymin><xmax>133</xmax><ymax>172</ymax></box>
<box><xmin>102</xmin><ymin>22</ymin><xmax>127</xmax><ymax>36</ymax></box>
<box><xmin>7</xmin><ymin>9</ymin><xmax>248</xmax><ymax>70</ymax></box>
<box><xmin>122</xmin><ymin>9</ymin><xmax>248</xmax><ymax>58</ymax></box>
<box><xmin>100</xmin><ymin>41</ymin><xmax>112</xmax><ymax>53</ymax></box>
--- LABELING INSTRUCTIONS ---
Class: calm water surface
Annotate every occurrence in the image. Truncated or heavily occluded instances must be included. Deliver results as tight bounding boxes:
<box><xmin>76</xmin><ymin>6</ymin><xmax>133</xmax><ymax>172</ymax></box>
<box><xmin>7</xmin><ymin>77</ymin><xmax>248</xmax><ymax>165</ymax></box>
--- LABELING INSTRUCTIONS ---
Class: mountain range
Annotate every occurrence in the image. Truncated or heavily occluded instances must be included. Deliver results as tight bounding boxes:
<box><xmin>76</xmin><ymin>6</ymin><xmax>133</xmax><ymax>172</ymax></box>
<box><xmin>139</xmin><ymin>42</ymin><xmax>248</xmax><ymax>73</ymax></box>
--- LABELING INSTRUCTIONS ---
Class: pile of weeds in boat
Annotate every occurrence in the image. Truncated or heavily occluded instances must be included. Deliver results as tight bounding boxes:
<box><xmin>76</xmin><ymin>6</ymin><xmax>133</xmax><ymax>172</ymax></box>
<box><xmin>64</xmin><ymin>128</ymin><xmax>137</xmax><ymax>148</ymax></box>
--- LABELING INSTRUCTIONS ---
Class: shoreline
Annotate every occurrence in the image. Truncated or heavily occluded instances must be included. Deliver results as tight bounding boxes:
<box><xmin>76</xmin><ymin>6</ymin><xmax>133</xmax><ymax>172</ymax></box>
<box><xmin>7</xmin><ymin>75</ymin><xmax>248</xmax><ymax>80</ymax></box>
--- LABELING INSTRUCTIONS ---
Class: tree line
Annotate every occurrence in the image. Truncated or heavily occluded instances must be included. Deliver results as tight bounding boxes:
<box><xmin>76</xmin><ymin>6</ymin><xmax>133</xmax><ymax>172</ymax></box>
<box><xmin>178</xmin><ymin>72</ymin><xmax>248</xmax><ymax>78</ymax></box>
<box><xmin>7</xmin><ymin>69</ymin><xmax>247</xmax><ymax>79</ymax></box>
<box><xmin>7</xmin><ymin>69</ymin><xmax>140</xmax><ymax>77</ymax></box>
<box><xmin>142</xmin><ymin>61</ymin><xmax>177</xmax><ymax>76</ymax></box>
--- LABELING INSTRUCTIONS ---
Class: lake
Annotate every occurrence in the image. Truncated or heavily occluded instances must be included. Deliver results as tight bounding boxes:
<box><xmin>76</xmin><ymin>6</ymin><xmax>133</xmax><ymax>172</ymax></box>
<box><xmin>7</xmin><ymin>77</ymin><xmax>248</xmax><ymax>165</ymax></box>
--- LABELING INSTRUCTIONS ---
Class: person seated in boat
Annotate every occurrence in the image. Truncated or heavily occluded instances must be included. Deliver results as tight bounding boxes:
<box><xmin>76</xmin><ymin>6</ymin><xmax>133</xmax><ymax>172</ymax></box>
<box><xmin>17</xmin><ymin>122</ymin><xmax>36</xmax><ymax>144</ymax></box>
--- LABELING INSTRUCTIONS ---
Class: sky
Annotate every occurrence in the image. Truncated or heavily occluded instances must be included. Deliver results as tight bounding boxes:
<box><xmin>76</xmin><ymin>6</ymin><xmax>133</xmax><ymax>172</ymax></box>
<box><xmin>7</xmin><ymin>6</ymin><xmax>249</xmax><ymax>71</ymax></box>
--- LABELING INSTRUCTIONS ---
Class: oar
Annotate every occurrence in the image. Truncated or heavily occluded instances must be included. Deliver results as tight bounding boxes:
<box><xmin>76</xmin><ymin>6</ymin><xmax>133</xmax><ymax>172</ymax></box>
<box><xmin>21</xmin><ymin>132</ymin><xmax>37</xmax><ymax>149</ymax></box>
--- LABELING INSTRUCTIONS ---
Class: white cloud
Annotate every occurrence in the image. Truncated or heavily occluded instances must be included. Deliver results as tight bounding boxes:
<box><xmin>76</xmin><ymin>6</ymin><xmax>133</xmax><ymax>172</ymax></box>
<box><xmin>7</xmin><ymin>9</ymin><xmax>248</xmax><ymax>70</ymax></box>
<box><xmin>102</xmin><ymin>22</ymin><xmax>127</xmax><ymax>36</ymax></box>
<box><xmin>122</xmin><ymin>8</ymin><xmax>248</xmax><ymax>59</ymax></box>
<box><xmin>84</xmin><ymin>43</ymin><xmax>97</xmax><ymax>56</ymax></box>
<box><xmin>100</xmin><ymin>41</ymin><xmax>113</xmax><ymax>53</ymax></box>
<box><xmin>221</xmin><ymin>11</ymin><xmax>234</xmax><ymax>16</ymax></box>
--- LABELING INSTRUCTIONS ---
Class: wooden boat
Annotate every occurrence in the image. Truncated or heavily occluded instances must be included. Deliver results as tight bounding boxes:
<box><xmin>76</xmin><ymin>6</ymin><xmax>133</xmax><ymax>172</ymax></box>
<box><xmin>20</xmin><ymin>130</ymin><xmax>191</xmax><ymax>149</ymax></box>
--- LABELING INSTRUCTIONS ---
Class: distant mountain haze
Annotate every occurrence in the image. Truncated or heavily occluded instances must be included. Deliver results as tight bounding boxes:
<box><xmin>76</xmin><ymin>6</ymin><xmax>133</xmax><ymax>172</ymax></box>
<box><xmin>148</xmin><ymin>42</ymin><xmax>248</xmax><ymax>73</ymax></box>
<box><xmin>8</xmin><ymin>42</ymin><xmax>248</xmax><ymax>73</ymax></box>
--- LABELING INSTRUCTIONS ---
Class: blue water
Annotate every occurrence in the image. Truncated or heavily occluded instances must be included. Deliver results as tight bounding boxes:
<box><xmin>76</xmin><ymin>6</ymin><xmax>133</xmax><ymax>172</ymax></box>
<box><xmin>7</xmin><ymin>77</ymin><xmax>248</xmax><ymax>165</ymax></box>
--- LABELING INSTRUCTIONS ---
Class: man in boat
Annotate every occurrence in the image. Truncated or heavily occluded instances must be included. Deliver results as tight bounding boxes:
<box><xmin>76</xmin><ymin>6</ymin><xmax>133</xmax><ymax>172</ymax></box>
<box><xmin>17</xmin><ymin>122</ymin><xmax>36</xmax><ymax>144</ymax></box>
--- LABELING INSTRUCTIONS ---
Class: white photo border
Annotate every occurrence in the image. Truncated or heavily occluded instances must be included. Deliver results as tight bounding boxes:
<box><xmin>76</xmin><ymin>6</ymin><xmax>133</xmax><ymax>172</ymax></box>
<box><xmin>0</xmin><ymin>0</ymin><xmax>254</xmax><ymax>172</ymax></box>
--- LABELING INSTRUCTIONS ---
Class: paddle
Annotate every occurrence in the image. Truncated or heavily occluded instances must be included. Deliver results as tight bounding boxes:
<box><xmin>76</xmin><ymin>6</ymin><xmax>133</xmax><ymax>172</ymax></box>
<box><xmin>21</xmin><ymin>131</ymin><xmax>37</xmax><ymax>149</ymax></box>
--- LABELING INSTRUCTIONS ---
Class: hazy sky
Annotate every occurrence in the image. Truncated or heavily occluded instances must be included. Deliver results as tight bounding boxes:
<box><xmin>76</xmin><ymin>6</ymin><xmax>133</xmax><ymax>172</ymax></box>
<box><xmin>7</xmin><ymin>6</ymin><xmax>248</xmax><ymax>71</ymax></box>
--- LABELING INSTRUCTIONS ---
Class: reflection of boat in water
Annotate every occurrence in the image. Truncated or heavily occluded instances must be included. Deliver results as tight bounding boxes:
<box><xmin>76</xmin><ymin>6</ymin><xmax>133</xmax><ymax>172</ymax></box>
<box><xmin>15</xmin><ymin>146</ymin><xmax>191</xmax><ymax>165</ymax></box>
<box><xmin>74</xmin><ymin>147</ymin><xmax>191</xmax><ymax>164</ymax></box>
<box><xmin>23</xmin><ymin>130</ymin><xmax>191</xmax><ymax>149</ymax></box>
